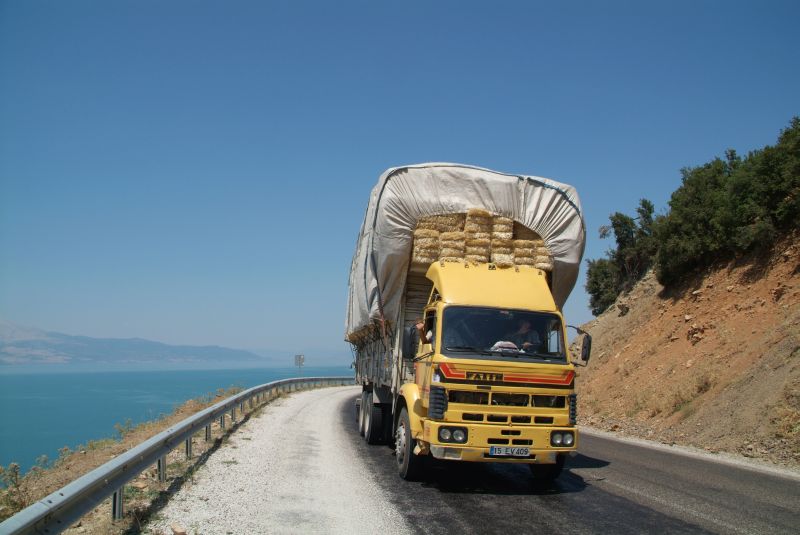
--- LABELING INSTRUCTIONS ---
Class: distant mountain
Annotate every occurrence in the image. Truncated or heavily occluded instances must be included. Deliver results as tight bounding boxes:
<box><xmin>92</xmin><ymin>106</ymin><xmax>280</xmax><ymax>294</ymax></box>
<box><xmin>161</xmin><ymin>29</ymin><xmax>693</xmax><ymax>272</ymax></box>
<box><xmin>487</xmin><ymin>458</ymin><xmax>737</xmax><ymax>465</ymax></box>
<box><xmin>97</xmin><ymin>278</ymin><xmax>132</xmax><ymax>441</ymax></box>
<box><xmin>0</xmin><ymin>320</ymin><xmax>271</xmax><ymax>367</ymax></box>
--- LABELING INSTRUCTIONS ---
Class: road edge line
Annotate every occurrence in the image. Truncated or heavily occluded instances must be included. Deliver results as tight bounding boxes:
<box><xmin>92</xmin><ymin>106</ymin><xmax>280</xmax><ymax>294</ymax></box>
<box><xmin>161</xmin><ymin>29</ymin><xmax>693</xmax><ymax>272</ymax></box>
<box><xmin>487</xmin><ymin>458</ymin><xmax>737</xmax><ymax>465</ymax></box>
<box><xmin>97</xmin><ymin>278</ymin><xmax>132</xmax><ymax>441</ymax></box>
<box><xmin>580</xmin><ymin>426</ymin><xmax>800</xmax><ymax>482</ymax></box>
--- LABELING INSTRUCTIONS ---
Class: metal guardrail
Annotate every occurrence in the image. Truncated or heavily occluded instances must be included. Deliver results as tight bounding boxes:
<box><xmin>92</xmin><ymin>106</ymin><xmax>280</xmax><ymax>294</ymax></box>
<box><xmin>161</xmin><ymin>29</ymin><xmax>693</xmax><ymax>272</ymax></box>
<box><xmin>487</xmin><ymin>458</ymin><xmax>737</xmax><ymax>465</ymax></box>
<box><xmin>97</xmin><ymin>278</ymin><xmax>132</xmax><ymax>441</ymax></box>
<box><xmin>0</xmin><ymin>376</ymin><xmax>354</xmax><ymax>535</ymax></box>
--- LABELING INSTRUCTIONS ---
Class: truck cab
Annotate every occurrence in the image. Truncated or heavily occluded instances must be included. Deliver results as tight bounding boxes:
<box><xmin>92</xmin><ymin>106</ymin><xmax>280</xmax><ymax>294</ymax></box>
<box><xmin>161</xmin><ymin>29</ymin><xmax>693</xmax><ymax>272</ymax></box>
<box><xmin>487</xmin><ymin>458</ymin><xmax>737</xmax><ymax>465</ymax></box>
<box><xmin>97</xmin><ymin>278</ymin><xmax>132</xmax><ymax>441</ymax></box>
<box><xmin>394</xmin><ymin>261</ymin><xmax>590</xmax><ymax>481</ymax></box>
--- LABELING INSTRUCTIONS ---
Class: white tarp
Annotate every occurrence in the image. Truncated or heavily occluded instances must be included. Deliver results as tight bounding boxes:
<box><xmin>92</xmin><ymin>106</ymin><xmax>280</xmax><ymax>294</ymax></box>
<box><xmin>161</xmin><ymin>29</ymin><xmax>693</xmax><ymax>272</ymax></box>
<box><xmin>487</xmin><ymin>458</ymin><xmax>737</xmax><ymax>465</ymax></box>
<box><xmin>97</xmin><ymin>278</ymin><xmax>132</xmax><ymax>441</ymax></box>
<box><xmin>345</xmin><ymin>163</ymin><xmax>586</xmax><ymax>340</ymax></box>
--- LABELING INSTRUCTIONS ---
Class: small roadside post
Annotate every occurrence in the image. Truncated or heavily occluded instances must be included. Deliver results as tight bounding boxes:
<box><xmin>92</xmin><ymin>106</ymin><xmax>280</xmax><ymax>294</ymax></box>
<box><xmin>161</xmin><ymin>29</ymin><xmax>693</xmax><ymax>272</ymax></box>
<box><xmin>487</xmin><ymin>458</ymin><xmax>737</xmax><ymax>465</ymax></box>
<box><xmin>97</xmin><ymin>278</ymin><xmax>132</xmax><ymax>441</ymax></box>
<box><xmin>294</xmin><ymin>354</ymin><xmax>305</xmax><ymax>376</ymax></box>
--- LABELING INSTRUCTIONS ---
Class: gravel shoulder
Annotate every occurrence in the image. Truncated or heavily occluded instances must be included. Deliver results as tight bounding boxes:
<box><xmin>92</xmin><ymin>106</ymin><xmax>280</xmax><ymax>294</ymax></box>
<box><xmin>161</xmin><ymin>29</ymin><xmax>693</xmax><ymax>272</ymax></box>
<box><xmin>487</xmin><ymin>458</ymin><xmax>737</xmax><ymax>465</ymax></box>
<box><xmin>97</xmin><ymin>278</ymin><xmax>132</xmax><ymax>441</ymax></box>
<box><xmin>146</xmin><ymin>386</ymin><xmax>410</xmax><ymax>535</ymax></box>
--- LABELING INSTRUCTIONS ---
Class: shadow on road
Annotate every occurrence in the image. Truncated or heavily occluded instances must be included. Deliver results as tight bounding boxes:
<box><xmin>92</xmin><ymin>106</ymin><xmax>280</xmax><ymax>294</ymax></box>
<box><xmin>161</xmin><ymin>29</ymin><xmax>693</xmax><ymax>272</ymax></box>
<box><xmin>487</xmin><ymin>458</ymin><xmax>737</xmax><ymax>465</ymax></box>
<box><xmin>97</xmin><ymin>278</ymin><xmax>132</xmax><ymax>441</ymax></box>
<box><xmin>568</xmin><ymin>453</ymin><xmax>611</xmax><ymax>469</ymax></box>
<box><xmin>409</xmin><ymin>456</ymin><xmax>594</xmax><ymax>496</ymax></box>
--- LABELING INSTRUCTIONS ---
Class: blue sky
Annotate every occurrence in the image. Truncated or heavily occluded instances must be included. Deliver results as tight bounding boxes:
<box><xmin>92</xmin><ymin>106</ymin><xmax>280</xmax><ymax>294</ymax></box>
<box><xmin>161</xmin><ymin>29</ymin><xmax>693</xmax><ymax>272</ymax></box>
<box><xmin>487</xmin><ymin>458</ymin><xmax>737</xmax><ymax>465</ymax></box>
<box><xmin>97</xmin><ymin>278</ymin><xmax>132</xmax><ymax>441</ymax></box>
<box><xmin>1</xmin><ymin>1</ymin><xmax>798</xmax><ymax>364</ymax></box>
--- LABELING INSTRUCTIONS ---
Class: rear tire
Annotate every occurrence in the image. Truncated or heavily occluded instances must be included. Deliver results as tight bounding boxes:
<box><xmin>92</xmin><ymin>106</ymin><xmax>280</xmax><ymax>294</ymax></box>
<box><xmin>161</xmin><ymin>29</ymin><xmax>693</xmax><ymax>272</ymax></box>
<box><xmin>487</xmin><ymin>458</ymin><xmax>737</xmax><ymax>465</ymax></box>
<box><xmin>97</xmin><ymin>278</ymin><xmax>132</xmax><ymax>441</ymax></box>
<box><xmin>396</xmin><ymin>407</ymin><xmax>423</xmax><ymax>480</ymax></box>
<box><xmin>529</xmin><ymin>454</ymin><xmax>565</xmax><ymax>483</ymax></box>
<box><xmin>358</xmin><ymin>391</ymin><xmax>367</xmax><ymax>437</ymax></box>
<box><xmin>364</xmin><ymin>393</ymin><xmax>384</xmax><ymax>444</ymax></box>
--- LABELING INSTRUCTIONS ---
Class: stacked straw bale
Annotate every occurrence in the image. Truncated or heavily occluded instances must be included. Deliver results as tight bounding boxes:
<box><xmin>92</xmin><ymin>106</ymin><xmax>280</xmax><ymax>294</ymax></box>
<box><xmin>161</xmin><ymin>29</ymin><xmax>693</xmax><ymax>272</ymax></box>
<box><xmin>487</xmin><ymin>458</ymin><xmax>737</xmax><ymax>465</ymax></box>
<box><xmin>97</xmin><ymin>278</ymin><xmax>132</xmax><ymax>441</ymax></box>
<box><xmin>412</xmin><ymin>228</ymin><xmax>440</xmax><ymax>266</ymax></box>
<box><xmin>440</xmin><ymin>231</ymin><xmax>466</xmax><ymax>261</ymax></box>
<box><xmin>492</xmin><ymin>216</ymin><xmax>514</xmax><ymax>240</ymax></box>
<box><xmin>491</xmin><ymin>238</ymin><xmax>514</xmax><ymax>267</ymax></box>
<box><xmin>464</xmin><ymin>208</ymin><xmax>492</xmax><ymax>263</ymax></box>
<box><xmin>512</xmin><ymin>239</ymin><xmax>539</xmax><ymax>265</ymax></box>
<box><xmin>417</xmin><ymin>214</ymin><xmax>466</xmax><ymax>234</ymax></box>
<box><xmin>513</xmin><ymin>236</ymin><xmax>554</xmax><ymax>271</ymax></box>
<box><xmin>490</xmin><ymin>216</ymin><xmax>515</xmax><ymax>267</ymax></box>
<box><xmin>410</xmin><ymin>212</ymin><xmax>556</xmax><ymax>271</ymax></box>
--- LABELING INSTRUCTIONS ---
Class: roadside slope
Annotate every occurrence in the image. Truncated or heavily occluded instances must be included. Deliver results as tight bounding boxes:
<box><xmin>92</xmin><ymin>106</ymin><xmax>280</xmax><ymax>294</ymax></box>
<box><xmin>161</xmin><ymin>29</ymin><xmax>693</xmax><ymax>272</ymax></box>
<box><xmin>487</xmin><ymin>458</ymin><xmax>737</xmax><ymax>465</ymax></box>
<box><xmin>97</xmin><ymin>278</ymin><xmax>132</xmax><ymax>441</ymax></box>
<box><xmin>576</xmin><ymin>235</ymin><xmax>800</xmax><ymax>467</ymax></box>
<box><xmin>147</xmin><ymin>386</ymin><xmax>410</xmax><ymax>535</ymax></box>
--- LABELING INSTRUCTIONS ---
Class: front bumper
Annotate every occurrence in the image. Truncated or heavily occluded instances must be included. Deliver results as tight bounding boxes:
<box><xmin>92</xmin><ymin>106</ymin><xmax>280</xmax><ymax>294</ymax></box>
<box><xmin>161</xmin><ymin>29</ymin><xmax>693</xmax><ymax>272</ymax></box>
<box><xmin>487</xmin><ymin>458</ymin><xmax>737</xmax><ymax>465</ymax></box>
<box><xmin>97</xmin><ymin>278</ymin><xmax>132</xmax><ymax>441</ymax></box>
<box><xmin>423</xmin><ymin>420</ymin><xmax>577</xmax><ymax>464</ymax></box>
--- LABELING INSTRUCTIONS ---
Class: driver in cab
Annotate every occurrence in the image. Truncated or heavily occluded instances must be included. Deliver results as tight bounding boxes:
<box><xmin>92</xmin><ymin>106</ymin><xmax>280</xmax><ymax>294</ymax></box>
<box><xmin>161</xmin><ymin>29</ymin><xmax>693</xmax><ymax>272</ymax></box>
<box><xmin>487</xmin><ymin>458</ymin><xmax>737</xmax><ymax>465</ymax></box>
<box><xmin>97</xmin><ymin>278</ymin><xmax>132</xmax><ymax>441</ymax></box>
<box><xmin>504</xmin><ymin>319</ymin><xmax>541</xmax><ymax>351</ymax></box>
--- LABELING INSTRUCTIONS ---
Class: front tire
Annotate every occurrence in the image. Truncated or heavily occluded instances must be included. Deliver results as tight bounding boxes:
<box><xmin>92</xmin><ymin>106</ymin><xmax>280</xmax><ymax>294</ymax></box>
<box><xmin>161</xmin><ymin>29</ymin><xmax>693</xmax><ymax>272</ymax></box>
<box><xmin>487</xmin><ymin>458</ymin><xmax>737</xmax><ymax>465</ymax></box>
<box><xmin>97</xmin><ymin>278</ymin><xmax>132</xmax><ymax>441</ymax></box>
<box><xmin>529</xmin><ymin>454</ymin><xmax>565</xmax><ymax>483</ymax></box>
<box><xmin>395</xmin><ymin>407</ymin><xmax>423</xmax><ymax>480</ymax></box>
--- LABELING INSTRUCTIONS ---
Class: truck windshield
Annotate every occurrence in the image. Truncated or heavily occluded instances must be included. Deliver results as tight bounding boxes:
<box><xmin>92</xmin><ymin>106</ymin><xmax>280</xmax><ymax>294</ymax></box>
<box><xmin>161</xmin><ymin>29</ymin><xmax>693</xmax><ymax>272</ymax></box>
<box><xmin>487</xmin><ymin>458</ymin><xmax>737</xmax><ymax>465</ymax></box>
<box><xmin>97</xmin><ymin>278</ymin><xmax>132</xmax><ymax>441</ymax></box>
<box><xmin>441</xmin><ymin>306</ymin><xmax>566</xmax><ymax>362</ymax></box>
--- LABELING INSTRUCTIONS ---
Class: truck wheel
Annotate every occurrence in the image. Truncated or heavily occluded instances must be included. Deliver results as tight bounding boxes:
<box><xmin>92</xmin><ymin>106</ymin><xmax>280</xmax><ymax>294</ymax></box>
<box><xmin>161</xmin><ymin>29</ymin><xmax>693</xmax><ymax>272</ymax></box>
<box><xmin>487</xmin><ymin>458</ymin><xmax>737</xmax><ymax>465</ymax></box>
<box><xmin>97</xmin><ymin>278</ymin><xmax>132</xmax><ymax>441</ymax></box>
<box><xmin>382</xmin><ymin>406</ymin><xmax>395</xmax><ymax>448</ymax></box>
<box><xmin>358</xmin><ymin>391</ymin><xmax>367</xmax><ymax>437</ymax></box>
<box><xmin>529</xmin><ymin>454</ymin><xmax>565</xmax><ymax>483</ymax></box>
<box><xmin>396</xmin><ymin>407</ymin><xmax>423</xmax><ymax>480</ymax></box>
<box><xmin>364</xmin><ymin>394</ymin><xmax>383</xmax><ymax>445</ymax></box>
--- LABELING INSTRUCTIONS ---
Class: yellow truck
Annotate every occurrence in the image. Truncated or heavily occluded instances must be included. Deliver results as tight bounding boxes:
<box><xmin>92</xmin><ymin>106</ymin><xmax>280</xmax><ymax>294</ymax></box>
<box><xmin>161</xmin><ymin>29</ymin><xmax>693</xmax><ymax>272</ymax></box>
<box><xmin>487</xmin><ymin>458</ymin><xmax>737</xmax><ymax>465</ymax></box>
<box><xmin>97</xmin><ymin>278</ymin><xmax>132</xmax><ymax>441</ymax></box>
<box><xmin>345</xmin><ymin>163</ymin><xmax>591</xmax><ymax>481</ymax></box>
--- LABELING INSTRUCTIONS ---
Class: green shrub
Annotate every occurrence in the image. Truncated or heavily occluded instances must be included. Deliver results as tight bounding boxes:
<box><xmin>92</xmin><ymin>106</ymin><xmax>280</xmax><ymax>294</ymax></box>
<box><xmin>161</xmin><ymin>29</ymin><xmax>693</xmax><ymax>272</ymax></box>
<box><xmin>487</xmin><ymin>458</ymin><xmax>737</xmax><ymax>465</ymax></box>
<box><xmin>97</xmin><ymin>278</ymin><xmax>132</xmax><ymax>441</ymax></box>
<box><xmin>586</xmin><ymin>117</ymin><xmax>799</xmax><ymax>314</ymax></box>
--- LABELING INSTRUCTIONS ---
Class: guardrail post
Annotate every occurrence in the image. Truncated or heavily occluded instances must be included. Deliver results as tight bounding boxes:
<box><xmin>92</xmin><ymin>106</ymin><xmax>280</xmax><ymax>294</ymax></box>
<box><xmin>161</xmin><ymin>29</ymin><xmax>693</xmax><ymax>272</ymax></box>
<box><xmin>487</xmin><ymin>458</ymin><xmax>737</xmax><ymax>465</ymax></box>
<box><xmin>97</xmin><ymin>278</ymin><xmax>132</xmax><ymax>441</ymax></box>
<box><xmin>205</xmin><ymin>424</ymin><xmax>212</xmax><ymax>441</ymax></box>
<box><xmin>240</xmin><ymin>401</ymin><xmax>245</xmax><ymax>414</ymax></box>
<box><xmin>112</xmin><ymin>488</ymin><xmax>124</xmax><ymax>520</ymax></box>
<box><xmin>185</xmin><ymin>437</ymin><xmax>193</xmax><ymax>459</ymax></box>
<box><xmin>230</xmin><ymin>407</ymin><xmax>236</xmax><ymax>424</ymax></box>
<box><xmin>219</xmin><ymin>414</ymin><xmax>226</xmax><ymax>430</ymax></box>
<box><xmin>157</xmin><ymin>455</ymin><xmax>167</xmax><ymax>482</ymax></box>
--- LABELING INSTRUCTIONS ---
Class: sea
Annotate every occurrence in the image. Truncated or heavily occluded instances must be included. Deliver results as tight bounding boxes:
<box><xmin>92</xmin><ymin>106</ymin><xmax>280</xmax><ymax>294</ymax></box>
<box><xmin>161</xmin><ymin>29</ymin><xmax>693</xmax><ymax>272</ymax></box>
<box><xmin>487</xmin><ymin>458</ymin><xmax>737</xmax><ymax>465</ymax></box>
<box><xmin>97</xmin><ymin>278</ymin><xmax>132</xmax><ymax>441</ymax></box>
<box><xmin>0</xmin><ymin>365</ymin><xmax>352</xmax><ymax>474</ymax></box>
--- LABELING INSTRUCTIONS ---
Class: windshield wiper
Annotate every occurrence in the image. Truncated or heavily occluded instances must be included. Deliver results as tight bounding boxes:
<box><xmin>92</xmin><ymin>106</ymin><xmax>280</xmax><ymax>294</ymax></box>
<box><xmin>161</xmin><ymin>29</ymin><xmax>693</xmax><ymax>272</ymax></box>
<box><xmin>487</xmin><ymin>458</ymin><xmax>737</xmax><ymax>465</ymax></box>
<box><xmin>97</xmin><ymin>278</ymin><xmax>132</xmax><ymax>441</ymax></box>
<box><xmin>445</xmin><ymin>346</ymin><xmax>492</xmax><ymax>355</ymax></box>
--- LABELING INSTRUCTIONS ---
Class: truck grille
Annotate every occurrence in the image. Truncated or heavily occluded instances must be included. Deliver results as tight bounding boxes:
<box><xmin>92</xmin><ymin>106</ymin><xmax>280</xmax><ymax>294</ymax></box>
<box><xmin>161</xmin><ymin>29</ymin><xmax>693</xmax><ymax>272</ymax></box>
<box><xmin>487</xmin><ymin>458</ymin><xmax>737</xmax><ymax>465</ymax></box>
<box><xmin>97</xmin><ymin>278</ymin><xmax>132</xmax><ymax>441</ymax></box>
<box><xmin>532</xmin><ymin>395</ymin><xmax>566</xmax><ymax>408</ymax></box>
<box><xmin>449</xmin><ymin>391</ymin><xmax>489</xmax><ymax>405</ymax></box>
<box><xmin>491</xmin><ymin>393</ymin><xmax>529</xmax><ymax>406</ymax></box>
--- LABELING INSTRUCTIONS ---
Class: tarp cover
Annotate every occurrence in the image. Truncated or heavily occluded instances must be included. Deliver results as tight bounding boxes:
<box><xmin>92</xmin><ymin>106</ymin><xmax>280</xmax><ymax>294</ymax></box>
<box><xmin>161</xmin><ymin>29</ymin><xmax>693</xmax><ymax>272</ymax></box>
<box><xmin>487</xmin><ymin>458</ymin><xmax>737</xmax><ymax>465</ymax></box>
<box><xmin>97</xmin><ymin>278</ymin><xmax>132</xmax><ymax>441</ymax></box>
<box><xmin>345</xmin><ymin>163</ymin><xmax>586</xmax><ymax>340</ymax></box>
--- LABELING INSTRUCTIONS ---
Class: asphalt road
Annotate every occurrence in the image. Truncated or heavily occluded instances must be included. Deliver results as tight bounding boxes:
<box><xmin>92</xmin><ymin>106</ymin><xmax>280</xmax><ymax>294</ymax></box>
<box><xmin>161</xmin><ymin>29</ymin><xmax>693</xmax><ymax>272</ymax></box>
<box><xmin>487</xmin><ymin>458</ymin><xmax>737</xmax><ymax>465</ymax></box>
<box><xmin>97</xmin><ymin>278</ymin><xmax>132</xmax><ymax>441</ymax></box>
<box><xmin>340</xmin><ymin>389</ymin><xmax>800</xmax><ymax>535</ymax></box>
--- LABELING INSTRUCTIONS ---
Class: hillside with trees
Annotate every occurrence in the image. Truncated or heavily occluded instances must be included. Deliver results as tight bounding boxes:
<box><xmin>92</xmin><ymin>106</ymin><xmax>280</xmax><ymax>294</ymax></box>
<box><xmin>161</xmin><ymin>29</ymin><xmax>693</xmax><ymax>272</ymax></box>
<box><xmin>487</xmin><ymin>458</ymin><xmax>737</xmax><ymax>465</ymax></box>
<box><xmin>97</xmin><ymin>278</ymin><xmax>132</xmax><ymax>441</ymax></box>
<box><xmin>578</xmin><ymin>119</ymin><xmax>799</xmax><ymax>467</ymax></box>
<box><xmin>586</xmin><ymin>118</ymin><xmax>799</xmax><ymax>314</ymax></box>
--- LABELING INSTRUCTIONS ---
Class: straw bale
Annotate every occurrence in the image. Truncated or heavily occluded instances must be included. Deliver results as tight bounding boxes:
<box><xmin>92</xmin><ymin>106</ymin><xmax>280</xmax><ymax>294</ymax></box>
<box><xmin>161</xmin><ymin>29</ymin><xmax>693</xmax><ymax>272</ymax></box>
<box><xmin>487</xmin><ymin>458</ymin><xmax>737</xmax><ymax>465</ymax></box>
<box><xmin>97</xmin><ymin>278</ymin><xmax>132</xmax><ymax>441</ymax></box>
<box><xmin>441</xmin><ymin>247</ymin><xmax>466</xmax><ymax>258</ymax></box>
<box><xmin>492</xmin><ymin>217</ymin><xmax>514</xmax><ymax>236</ymax></box>
<box><xmin>465</xmin><ymin>253</ymin><xmax>489</xmax><ymax>264</ymax></box>
<box><xmin>535</xmin><ymin>261</ymin><xmax>554</xmax><ymax>271</ymax></box>
<box><xmin>491</xmin><ymin>252</ymin><xmax>515</xmax><ymax>267</ymax></box>
<box><xmin>535</xmin><ymin>255</ymin><xmax>553</xmax><ymax>263</ymax></box>
<box><xmin>467</xmin><ymin>208</ymin><xmax>492</xmax><ymax>219</ymax></box>
<box><xmin>414</xmin><ymin>237</ymin><xmax>439</xmax><ymax>249</ymax></box>
<box><xmin>440</xmin><ymin>231</ymin><xmax>465</xmax><ymax>242</ymax></box>
<box><xmin>513</xmin><ymin>247</ymin><xmax>536</xmax><ymax>258</ymax></box>
<box><xmin>464</xmin><ymin>222</ymin><xmax>492</xmax><ymax>233</ymax></box>
<box><xmin>513</xmin><ymin>239</ymin><xmax>537</xmax><ymax>249</ymax></box>
<box><xmin>433</xmin><ymin>213</ymin><xmax>466</xmax><ymax>232</ymax></box>
<box><xmin>492</xmin><ymin>231</ymin><xmax>513</xmax><ymax>240</ymax></box>
<box><xmin>466</xmin><ymin>232</ymin><xmax>492</xmax><ymax>241</ymax></box>
<box><xmin>465</xmin><ymin>237</ymin><xmax>491</xmax><ymax>247</ymax></box>
<box><xmin>412</xmin><ymin>250</ymin><xmax>439</xmax><ymax>264</ymax></box>
<box><xmin>492</xmin><ymin>238</ymin><xmax>513</xmax><ymax>248</ymax></box>
<box><xmin>413</xmin><ymin>228</ymin><xmax>440</xmax><ymax>238</ymax></box>
<box><xmin>441</xmin><ymin>242</ymin><xmax>465</xmax><ymax>252</ymax></box>
<box><xmin>514</xmin><ymin>256</ymin><xmax>536</xmax><ymax>266</ymax></box>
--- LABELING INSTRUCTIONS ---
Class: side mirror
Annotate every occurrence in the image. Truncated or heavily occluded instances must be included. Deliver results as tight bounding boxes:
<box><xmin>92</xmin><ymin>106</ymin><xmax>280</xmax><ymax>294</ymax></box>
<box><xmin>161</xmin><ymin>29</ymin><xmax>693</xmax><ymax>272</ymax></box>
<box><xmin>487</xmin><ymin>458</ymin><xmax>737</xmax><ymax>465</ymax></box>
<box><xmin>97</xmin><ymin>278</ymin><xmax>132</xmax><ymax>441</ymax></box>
<box><xmin>402</xmin><ymin>325</ymin><xmax>418</xmax><ymax>360</ymax></box>
<box><xmin>567</xmin><ymin>325</ymin><xmax>591</xmax><ymax>366</ymax></box>
<box><xmin>580</xmin><ymin>333</ymin><xmax>592</xmax><ymax>364</ymax></box>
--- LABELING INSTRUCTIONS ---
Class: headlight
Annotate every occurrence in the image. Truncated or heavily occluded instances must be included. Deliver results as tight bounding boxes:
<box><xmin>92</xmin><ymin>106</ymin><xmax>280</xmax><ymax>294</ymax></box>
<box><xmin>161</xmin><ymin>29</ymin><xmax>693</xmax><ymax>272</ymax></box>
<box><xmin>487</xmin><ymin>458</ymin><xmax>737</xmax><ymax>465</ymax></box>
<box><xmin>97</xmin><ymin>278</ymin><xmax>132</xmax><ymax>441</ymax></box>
<box><xmin>438</xmin><ymin>426</ymin><xmax>467</xmax><ymax>443</ymax></box>
<box><xmin>562</xmin><ymin>432</ymin><xmax>574</xmax><ymax>446</ymax></box>
<box><xmin>551</xmin><ymin>432</ymin><xmax>563</xmax><ymax>446</ymax></box>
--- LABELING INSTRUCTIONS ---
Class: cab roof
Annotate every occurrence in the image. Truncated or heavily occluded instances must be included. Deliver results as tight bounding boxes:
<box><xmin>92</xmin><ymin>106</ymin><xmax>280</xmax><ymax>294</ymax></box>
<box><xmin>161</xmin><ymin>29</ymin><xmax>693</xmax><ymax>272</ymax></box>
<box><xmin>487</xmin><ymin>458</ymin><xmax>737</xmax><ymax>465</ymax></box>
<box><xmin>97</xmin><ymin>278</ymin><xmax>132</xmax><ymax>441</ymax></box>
<box><xmin>425</xmin><ymin>262</ymin><xmax>557</xmax><ymax>312</ymax></box>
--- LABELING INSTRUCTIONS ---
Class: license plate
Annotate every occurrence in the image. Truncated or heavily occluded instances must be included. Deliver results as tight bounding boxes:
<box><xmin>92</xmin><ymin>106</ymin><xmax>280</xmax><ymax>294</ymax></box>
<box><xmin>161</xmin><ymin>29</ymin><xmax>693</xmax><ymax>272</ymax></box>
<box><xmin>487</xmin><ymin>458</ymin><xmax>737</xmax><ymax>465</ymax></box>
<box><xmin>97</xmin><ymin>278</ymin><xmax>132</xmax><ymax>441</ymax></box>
<box><xmin>489</xmin><ymin>446</ymin><xmax>530</xmax><ymax>457</ymax></box>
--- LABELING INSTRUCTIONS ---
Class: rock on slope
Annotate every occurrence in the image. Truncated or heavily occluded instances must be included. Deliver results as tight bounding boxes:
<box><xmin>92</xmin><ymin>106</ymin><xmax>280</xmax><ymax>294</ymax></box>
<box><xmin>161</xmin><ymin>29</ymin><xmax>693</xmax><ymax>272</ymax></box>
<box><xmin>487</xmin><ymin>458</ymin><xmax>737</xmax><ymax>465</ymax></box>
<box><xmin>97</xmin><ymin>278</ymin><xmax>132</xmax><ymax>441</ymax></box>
<box><xmin>576</xmin><ymin>234</ymin><xmax>800</xmax><ymax>468</ymax></box>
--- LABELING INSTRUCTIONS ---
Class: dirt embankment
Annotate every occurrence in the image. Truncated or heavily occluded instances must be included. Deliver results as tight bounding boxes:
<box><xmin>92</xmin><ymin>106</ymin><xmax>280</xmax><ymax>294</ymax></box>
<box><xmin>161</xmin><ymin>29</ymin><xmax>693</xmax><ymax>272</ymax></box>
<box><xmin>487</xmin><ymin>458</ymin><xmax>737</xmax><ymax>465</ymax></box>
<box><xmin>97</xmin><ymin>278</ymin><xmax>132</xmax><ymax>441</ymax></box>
<box><xmin>576</xmin><ymin>234</ymin><xmax>800</xmax><ymax>468</ymax></box>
